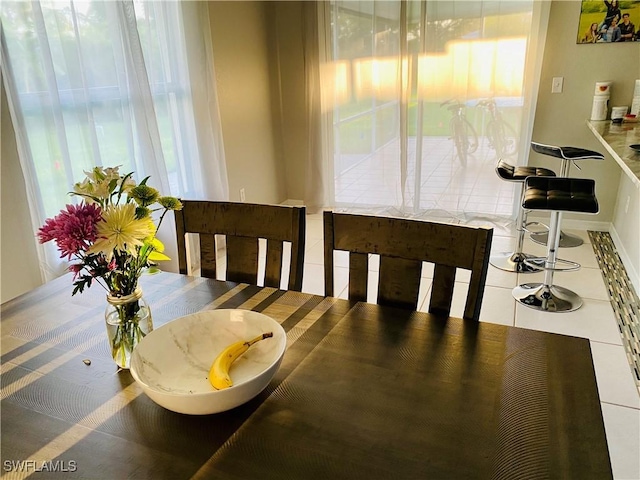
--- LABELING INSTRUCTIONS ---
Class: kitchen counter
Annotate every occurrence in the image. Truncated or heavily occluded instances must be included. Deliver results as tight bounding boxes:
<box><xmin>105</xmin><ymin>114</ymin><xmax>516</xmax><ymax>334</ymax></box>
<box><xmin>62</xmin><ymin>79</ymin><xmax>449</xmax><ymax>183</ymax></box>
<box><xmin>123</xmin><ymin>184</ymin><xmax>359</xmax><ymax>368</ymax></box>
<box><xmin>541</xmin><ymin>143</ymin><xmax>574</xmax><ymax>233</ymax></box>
<box><xmin>588</xmin><ymin>119</ymin><xmax>640</xmax><ymax>296</ymax></box>
<box><xmin>587</xmin><ymin>120</ymin><xmax>640</xmax><ymax>187</ymax></box>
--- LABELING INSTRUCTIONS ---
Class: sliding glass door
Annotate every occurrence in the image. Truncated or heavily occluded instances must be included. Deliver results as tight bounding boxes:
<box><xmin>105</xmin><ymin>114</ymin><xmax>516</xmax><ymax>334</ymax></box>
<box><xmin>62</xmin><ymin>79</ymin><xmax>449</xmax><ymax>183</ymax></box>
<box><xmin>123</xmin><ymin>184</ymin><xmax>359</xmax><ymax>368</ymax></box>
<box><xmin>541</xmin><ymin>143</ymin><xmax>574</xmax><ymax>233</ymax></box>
<box><xmin>326</xmin><ymin>0</ymin><xmax>538</xmax><ymax>222</ymax></box>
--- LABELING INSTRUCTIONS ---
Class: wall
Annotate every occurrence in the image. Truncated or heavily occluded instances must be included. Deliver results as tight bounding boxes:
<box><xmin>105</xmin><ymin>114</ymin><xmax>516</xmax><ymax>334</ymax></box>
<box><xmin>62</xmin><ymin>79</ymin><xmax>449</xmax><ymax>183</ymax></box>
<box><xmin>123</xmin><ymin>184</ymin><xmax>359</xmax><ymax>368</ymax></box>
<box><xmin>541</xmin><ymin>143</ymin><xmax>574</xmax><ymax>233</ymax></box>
<box><xmin>208</xmin><ymin>1</ymin><xmax>286</xmax><ymax>205</ymax></box>
<box><xmin>531</xmin><ymin>0</ymin><xmax>639</xmax><ymax>225</ymax></box>
<box><xmin>1</xmin><ymin>80</ymin><xmax>42</xmax><ymax>302</ymax></box>
<box><xmin>270</xmin><ymin>1</ymin><xmax>308</xmax><ymax>203</ymax></box>
<box><xmin>531</xmin><ymin>0</ymin><xmax>640</xmax><ymax>288</ymax></box>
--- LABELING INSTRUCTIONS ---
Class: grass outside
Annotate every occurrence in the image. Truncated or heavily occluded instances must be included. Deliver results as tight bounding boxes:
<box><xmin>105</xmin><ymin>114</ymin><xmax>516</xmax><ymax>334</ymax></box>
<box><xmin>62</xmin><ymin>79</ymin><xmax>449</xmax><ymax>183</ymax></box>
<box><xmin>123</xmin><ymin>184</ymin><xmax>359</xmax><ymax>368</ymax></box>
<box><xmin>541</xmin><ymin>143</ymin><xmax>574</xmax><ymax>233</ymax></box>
<box><xmin>25</xmin><ymin>100</ymin><xmax>180</xmax><ymax>218</ymax></box>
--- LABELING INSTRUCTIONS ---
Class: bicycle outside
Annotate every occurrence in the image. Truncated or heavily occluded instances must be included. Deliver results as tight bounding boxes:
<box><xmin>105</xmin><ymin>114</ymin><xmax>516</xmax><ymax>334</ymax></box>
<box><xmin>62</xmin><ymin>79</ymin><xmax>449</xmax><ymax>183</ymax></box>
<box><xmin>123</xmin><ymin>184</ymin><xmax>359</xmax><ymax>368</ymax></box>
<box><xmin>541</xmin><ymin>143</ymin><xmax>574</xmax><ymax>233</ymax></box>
<box><xmin>440</xmin><ymin>99</ymin><xmax>478</xmax><ymax>167</ymax></box>
<box><xmin>477</xmin><ymin>98</ymin><xmax>518</xmax><ymax>158</ymax></box>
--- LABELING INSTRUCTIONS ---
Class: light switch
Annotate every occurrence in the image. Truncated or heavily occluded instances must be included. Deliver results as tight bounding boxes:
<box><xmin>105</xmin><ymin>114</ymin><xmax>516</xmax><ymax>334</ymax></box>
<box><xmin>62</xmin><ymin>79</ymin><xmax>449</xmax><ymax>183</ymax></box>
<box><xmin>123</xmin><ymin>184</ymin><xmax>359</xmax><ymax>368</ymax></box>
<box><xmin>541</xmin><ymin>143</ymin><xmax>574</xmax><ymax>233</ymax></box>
<box><xmin>552</xmin><ymin>77</ymin><xmax>564</xmax><ymax>94</ymax></box>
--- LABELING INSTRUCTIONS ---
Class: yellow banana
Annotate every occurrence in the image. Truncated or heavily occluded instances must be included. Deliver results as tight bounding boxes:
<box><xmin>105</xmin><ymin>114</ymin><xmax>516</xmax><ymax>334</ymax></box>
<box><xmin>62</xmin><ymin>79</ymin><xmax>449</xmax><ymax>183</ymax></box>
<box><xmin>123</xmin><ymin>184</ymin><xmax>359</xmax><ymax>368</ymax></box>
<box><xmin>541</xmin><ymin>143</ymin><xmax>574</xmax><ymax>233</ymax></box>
<box><xmin>209</xmin><ymin>332</ymin><xmax>273</xmax><ymax>390</ymax></box>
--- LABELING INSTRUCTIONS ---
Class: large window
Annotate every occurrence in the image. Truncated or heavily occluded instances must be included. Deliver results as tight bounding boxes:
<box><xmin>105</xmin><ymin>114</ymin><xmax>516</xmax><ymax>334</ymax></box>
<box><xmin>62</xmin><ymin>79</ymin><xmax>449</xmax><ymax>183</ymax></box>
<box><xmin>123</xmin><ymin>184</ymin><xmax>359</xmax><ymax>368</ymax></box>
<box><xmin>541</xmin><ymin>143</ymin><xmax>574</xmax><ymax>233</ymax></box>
<box><xmin>2</xmin><ymin>1</ymin><xmax>226</xmax><ymax>279</ymax></box>
<box><xmin>325</xmin><ymin>1</ymin><xmax>537</xmax><ymax>220</ymax></box>
<box><xmin>2</xmin><ymin>1</ymin><xmax>203</xmax><ymax>217</ymax></box>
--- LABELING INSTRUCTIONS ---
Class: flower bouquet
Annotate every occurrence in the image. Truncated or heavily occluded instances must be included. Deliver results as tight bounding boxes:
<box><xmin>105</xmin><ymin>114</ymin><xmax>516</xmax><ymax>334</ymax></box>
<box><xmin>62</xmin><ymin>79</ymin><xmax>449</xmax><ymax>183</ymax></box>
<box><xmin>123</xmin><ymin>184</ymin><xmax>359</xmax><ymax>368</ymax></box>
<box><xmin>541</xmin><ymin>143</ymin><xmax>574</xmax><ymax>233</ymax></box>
<box><xmin>38</xmin><ymin>166</ymin><xmax>182</xmax><ymax>369</ymax></box>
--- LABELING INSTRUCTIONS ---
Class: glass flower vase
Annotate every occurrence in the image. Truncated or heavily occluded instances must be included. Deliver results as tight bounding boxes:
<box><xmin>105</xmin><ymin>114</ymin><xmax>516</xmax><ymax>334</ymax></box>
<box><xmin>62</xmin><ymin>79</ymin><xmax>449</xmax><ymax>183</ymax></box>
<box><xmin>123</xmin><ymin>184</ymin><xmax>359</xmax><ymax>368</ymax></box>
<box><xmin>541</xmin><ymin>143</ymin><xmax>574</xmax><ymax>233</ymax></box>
<box><xmin>105</xmin><ymin>287</ymin><xmax>153</xmax><ymax>369</ymax></box>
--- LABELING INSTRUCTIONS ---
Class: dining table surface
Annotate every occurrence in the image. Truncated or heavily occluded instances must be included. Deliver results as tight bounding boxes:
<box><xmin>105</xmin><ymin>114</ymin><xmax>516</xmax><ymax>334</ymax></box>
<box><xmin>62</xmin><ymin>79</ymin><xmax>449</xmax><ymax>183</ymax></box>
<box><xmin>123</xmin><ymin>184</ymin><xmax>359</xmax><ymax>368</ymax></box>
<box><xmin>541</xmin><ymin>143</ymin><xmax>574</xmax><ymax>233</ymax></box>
<box><xmin>1</xmin><ymin>271</ymin><xmax>612</xmax><ymax>479</ymax></box>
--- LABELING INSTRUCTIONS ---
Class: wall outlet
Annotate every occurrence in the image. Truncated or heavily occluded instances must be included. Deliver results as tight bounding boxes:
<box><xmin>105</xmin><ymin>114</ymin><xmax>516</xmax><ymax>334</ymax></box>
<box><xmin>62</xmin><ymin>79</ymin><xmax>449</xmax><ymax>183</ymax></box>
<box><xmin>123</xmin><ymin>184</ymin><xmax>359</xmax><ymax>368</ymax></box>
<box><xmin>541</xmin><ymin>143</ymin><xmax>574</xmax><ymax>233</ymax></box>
<box><xmin>240</xmin><ymin>188</ymin><xmax>246</xmax><ymax>202</ymax></box>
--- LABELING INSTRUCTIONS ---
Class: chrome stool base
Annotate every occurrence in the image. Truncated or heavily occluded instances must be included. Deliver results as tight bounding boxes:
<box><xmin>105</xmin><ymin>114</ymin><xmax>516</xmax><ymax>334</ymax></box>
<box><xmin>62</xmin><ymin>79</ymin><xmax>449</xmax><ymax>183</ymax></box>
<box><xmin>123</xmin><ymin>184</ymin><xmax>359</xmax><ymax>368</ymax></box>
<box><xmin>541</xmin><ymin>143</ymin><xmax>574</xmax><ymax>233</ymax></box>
<box><xmin>530</xmin><ymin>231</ymin><xmax>584</xmax><ymax>248</ymax></box>
<box><xmin>512</xmin><ymin>283</ymin><xmax>583</xmax><ymax>312</ymax></box>
<box><xmin>490</xmin><ymin>252</ymin><xmax>544</xmax><ymax>273</ymax></box>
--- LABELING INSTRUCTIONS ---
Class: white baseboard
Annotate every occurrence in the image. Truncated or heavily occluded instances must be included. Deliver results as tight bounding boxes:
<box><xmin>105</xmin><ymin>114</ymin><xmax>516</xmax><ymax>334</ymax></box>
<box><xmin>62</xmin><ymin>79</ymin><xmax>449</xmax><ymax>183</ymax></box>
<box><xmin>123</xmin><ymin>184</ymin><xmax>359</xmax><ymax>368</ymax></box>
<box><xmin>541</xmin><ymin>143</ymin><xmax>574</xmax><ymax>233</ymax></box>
<box><xmin>609</xmin><ymin>224</ymin><xmax>640</xmax><ymax>295</ymax></box>
<box><xmin>524</xmin><ymin>215</ymin><xmax>639</xmax><ymax>291</ymax></box>
<box><xmin>558</xmin><ymin>219</ymin><xmax>611</xmax><ymax>232</ymax></box>
<box><xmin>526</xmin><ymin>215</ymin><xmax>610</xmax><ymax>232</ymax></box>
<box><xmin>281</xmin><ymin>199</ymin><xmax>305</xmax><ymax>206</ymax></box>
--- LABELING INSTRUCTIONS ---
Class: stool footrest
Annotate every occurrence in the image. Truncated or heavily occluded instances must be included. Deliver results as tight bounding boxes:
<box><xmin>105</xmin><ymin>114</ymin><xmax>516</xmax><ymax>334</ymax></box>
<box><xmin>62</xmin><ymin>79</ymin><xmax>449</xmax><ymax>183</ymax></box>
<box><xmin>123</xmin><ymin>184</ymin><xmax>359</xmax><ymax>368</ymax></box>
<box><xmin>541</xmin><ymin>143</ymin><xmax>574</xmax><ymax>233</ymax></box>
<box><xmin>523</xmin><ymin>257</ymin><xmax>581</xmax><ymax>272</ymax></box>
<box><xmin>512</xmin><ymin>283</ymin><xmax>583</xmax><ymax>312</ymax></box>
<box><xmin>524</xmin><ymin>221</ymin><xmax>548</xmax><ymax>235</ymax></box>
<box><xmin>490</xmin><ymin>252</ymin><xmax>544</xmax><ymax>273</ymax></box>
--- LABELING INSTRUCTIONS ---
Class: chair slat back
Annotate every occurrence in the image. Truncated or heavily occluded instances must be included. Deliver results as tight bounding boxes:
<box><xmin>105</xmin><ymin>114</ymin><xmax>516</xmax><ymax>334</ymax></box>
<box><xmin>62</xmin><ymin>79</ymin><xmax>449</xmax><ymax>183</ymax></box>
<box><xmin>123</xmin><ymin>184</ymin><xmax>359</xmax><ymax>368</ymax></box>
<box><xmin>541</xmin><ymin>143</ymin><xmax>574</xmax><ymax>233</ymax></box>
<box><xmin>175</xmin><ymin>201</ymin><xmax>305</xmax><ymax>291</ymax></box>
<box><xmin>199</xmin><ymin>233</ymin><xmax>217</xmax><ymax>279</ymax></box>
<box><xmin>226</xmin><ymin>235</ymin><xmax>259</xmax><ymax>285</ymax></box>
<box><xmin>323</xmin><ymin>211</ymin><xmax>492</xmax><ymax>320</ymax></box>
<box><xmin>348</xmin><ymin>253</ymin><xmax>368</xmax><ymax>302</ymax></box>
<box><xmin>378</xmin><ymin>256</ymin><xmax>422</xmax><ymax>310</ymax></box>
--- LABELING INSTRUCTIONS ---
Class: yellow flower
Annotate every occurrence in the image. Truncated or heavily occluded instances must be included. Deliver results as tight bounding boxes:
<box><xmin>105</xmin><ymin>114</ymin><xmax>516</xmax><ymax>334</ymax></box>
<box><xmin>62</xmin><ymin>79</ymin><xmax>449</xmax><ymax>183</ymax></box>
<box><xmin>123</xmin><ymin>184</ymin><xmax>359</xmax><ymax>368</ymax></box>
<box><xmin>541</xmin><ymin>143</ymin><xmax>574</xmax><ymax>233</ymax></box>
<box><xmin>89</xmin><ymin>203</ymin><xmax>155</xmax><ymax>257</ymax></box>
<box><xmin>147</xmin><ymin>237</ymin><xmax>171</xmax><ymax>262</ymax></box>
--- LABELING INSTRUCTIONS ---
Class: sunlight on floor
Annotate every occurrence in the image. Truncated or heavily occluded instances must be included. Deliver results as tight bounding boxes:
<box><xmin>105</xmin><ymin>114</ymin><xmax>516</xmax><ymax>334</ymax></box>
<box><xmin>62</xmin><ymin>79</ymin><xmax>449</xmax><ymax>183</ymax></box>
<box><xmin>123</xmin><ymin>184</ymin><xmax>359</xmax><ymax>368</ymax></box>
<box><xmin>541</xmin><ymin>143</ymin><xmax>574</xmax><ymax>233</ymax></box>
<box><xmin>334</xmin><ymin>136</ymin><xmax>516</xmax><ymax>218</ymax></box>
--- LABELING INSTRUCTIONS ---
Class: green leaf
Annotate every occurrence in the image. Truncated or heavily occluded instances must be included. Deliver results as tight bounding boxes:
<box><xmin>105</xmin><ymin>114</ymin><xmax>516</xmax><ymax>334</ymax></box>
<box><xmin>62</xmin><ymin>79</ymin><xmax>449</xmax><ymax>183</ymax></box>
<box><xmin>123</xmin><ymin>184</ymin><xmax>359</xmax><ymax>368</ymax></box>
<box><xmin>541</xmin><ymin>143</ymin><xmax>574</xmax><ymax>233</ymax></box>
<box><xmin>109</xmin><ymin>177</ymin><xmax>117</xmax><ymax>190</ymax></box>
<box><xmin>116</xmin><ymin>172</ymin><xmax>135</xmax><ymax>204</ymax></box>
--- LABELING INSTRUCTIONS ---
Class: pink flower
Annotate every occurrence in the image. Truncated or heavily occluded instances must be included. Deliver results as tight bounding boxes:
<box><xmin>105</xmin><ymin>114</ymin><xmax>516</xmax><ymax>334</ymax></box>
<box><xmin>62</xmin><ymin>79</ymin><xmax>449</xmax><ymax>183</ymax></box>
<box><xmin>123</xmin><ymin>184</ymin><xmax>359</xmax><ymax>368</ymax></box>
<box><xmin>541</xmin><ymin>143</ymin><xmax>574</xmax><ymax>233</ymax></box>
<box><xmin>38</xmin><ymin>203</ymin><xmax>102</xmax><ymax>259</ymax></box>
<box><xmin>68</xmin><ymin>263</ymin><xmax>83</xmax><ymax>279</ymax></box>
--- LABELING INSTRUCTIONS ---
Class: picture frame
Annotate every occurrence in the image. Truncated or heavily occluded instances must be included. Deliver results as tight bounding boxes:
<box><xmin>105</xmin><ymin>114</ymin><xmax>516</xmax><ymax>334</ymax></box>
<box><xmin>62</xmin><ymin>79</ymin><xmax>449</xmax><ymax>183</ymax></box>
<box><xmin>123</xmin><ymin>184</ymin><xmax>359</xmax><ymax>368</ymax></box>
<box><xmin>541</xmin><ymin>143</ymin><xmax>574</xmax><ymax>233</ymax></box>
<box><xmin>577</xmin><ymin>0</ymin><xmax>640</xmax><ymax>43</ymax></box>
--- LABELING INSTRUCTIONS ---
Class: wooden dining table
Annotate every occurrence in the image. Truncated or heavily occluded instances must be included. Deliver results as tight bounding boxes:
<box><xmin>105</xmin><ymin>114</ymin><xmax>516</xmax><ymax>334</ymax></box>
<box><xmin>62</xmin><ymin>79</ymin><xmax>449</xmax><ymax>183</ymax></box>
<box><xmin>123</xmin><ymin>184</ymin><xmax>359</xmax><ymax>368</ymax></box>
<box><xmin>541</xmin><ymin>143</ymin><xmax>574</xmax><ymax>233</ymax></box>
<box><xmin>1</xmin><ymin>271</ymin><xmax>612</xmax><ymax>479</ymax></box>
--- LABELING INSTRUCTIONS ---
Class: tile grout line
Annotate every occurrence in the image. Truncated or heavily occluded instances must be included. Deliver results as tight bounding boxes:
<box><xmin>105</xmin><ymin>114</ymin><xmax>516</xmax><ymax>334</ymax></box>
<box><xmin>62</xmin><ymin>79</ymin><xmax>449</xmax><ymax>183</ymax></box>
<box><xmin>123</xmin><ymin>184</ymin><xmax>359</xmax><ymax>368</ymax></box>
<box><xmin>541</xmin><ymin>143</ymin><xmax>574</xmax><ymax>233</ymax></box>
<box><xmin>588</xmin><ymin>230</ymin><xmax>640</xmax><ymax>397</ymax></box>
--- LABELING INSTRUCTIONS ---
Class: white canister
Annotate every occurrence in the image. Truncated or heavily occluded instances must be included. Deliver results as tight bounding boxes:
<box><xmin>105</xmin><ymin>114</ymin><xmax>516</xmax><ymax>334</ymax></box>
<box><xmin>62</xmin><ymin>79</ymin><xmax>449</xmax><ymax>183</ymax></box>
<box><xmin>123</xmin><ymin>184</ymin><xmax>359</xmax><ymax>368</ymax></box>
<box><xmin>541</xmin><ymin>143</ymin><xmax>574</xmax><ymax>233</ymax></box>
<box><xmin>594</xmin><ymin>82</ymin><xmax>612</xmax><ymax>96</ymax></box>
<box><xmin>590</xmin><ymin>95</ymin><xmax>609</xmax><ymax>121</ymax></box>
<box><xmin>631</xmin><ymin>97</ymin><xmax>640</xmax><ymax>117</ymax></box>
<box><xmin>634</xmin><ymin>79</ymin><xmax>640</xmax><ymax>98</ymax></box>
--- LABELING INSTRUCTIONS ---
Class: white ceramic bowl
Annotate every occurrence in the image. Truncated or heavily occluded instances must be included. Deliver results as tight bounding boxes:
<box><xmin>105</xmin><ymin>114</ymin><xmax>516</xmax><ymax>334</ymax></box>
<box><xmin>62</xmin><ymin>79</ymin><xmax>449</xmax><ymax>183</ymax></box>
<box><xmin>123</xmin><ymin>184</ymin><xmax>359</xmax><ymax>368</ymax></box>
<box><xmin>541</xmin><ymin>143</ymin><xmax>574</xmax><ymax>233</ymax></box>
<box><xmin>130</xmin><ymin>309</ymin><xmax>286</xmax><ymax>415</ymax></box>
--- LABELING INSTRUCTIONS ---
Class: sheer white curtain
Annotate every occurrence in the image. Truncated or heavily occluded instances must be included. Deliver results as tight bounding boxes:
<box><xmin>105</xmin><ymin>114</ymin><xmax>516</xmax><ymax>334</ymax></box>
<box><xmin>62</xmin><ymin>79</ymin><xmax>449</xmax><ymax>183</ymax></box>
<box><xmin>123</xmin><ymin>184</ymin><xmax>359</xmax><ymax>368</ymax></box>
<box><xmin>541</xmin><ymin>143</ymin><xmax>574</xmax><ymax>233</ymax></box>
<box><xmin>316</xmin><ymin>0</ymin><xmax>549</xmax><ymax>225</ymax></box>
<box><xmin>1</xmin><ymin>0</ymin><xmax>228</xmax><ymax>281</ymax></box>
<box><xmin>302</xmin><ymin>1</ymin><xmax>332</xmax><ymax>213</ymax></box>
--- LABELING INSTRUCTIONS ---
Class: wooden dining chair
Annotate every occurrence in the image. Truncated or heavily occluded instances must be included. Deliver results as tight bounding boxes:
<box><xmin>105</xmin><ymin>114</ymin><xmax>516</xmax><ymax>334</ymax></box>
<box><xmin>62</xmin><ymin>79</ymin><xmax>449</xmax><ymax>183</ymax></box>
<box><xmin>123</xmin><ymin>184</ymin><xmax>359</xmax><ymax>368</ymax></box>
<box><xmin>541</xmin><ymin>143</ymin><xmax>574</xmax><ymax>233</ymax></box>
<box><xmin>175</xmin><ymin>201</ymin><xmax>306</xmax><ymax>291</ymax></box>
<box><xmin>323</xmin><ymin>211</ymin><xmax>493</xmax><ymax>320</ymax></box>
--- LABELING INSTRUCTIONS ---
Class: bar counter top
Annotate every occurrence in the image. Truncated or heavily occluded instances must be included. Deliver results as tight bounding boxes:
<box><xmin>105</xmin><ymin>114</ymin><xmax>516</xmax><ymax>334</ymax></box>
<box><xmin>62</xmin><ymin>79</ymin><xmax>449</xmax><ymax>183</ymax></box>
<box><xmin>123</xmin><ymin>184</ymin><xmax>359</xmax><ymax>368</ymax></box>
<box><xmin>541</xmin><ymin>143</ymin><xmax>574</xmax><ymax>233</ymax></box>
<box><xmin>587</xmin><ymin>120</ymin><xmax>640</xmax><ymax>187</ymax></box>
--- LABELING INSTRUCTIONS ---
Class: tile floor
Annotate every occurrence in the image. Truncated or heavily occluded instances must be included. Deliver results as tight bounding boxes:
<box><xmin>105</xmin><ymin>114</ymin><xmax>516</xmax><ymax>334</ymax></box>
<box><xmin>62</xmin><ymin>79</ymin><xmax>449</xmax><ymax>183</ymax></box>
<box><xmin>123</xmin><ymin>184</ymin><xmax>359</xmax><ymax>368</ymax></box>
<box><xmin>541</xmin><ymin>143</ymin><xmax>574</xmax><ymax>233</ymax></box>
<box><xmin>334</xmin><ymin>136</ymin><xmax>516</xmax><ymax>217</ymax></box>
<box><xmin>300</xmin><ymin>212</ymin><xmax>640</xmax><ymax>480</ymax></box>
